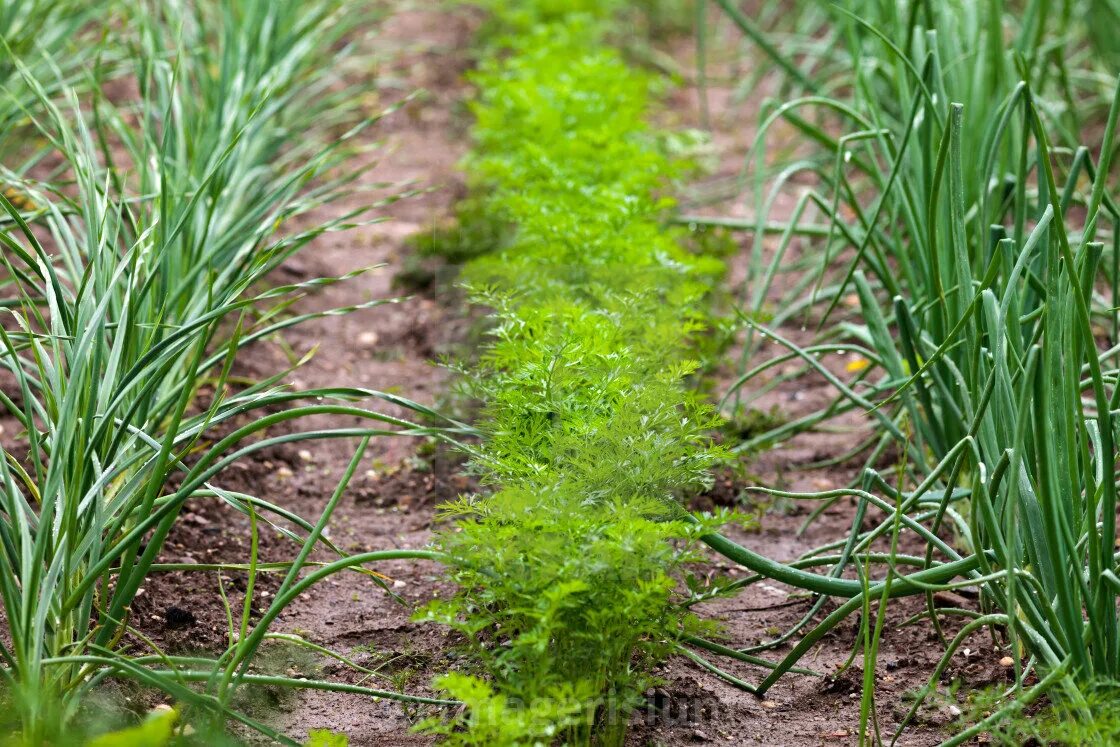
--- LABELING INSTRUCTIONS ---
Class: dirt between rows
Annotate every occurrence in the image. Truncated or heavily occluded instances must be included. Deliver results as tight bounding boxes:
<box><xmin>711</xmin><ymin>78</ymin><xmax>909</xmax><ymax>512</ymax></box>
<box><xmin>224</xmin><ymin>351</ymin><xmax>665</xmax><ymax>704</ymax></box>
<box><xmin>118</xmin><ymin>4</ymin><xmax>1007</xmax><ymax>745</ymax></box>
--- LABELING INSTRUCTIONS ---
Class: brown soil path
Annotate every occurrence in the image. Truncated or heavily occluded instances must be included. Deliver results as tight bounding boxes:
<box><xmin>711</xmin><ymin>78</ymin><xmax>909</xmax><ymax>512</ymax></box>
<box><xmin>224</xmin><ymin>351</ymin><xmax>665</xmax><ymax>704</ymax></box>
<box><xmin>224</xmin><ymin>7</ymin><xmax>478</xmax><ymax>743</ymax></box>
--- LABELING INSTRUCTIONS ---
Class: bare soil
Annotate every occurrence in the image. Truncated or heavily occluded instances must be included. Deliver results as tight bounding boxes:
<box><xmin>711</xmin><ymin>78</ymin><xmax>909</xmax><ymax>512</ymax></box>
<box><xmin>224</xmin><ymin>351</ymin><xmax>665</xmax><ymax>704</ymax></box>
<box><xmin>116</xmin><ymin>4</ymin><xmax>1005</xmax><ymax>746</ymax></box>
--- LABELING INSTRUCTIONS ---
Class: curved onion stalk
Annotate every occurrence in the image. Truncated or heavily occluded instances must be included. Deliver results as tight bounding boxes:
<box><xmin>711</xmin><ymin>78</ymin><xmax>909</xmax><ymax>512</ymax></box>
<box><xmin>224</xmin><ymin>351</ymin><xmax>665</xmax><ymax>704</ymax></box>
<box><xmin>687</xmin><ymin>3</ymin><xmax>1120</xmax><ymax>735</ymax></box>
<box><xmin>693</xmin><ymin>0</ymin><xmax>1117</xmax><ymax>428</ymax></box>
<box><xmin>0</xmin><ymin>0</ymin><xmax>462</xmax><ymax>741</ymax></box>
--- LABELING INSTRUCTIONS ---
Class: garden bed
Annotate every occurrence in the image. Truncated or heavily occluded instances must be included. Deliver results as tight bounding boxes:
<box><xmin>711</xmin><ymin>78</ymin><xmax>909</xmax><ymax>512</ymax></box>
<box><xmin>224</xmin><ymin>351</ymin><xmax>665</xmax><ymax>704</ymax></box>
<box><xmin>2</xmin><ymin>1</ymin><xmax>1117</xmax><ymax>745</ymax></box>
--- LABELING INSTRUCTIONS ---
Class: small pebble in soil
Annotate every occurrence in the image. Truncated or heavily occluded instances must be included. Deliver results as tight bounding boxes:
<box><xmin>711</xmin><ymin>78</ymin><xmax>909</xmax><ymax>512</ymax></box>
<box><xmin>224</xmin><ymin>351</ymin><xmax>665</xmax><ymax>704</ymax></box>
<box><xmin>164</xmin><ymin>606</ymin><xmax>196</xmax><ymax>629</ymax></box>
<box><xmin>999</xmin><ymin>656</ymin><xmax>1015</xmax><ymax>667</ymax></box>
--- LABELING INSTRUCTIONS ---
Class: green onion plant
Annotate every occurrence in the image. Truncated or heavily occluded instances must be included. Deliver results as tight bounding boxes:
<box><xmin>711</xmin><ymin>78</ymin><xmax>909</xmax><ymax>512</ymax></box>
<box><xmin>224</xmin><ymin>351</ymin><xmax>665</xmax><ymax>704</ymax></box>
<box><xmin>0</xmin><ymin>0</ymin><xmax>469</xmax><ymax>741</ymax></box>
<box><xmin>672</xmin><ymin>1</ymin><xmax>1120</xmax><ymax>741</ymax></box>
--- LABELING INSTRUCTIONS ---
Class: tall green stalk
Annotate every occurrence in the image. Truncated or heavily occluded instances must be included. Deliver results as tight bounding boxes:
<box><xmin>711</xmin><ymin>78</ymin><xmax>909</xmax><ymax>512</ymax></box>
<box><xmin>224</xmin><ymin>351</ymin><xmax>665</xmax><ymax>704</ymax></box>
<box><xmin>0</xmin><ymin>1</ymin><xmax>467</xmax><ymax>740</ymax></box>
<box><xmin>677</xmin><ymin>1</ymin><xmax>1120</xmax><ymax>736</ymax></box>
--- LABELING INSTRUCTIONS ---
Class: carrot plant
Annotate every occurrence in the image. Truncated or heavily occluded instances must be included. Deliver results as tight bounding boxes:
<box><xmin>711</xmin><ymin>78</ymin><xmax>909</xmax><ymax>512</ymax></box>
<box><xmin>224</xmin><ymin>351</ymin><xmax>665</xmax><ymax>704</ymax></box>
<box><xmin>421</xmin><ymin>8</ymin><xmax>727</xmax><ymax>745</ymax></box>
<box><xmin>0</xmin><ymin>0</ymin><xmax>467</xmax><ymax>741</ymax></box>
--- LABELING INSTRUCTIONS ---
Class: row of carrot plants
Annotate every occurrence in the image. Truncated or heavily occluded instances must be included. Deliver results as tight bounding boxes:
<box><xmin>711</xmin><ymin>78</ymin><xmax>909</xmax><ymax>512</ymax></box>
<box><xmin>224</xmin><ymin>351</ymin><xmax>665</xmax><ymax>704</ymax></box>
<box><xmin>0</xmin><ymin>1</ymin><xmax>462</xmax><ymax>743</ymax></box>
<box><xmin>417</xmin><ymin>3</ymin><xmax>732</xmax><ymax>744</ymax></box>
